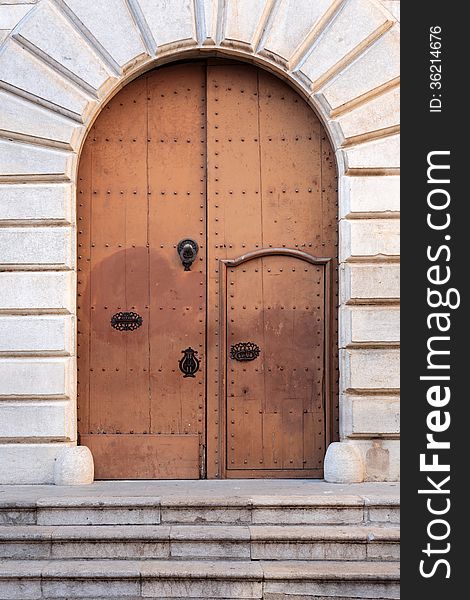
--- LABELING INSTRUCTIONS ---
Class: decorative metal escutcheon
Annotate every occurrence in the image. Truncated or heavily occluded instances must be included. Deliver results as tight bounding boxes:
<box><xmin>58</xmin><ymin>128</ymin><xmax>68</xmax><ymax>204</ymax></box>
<box><xmin>177</xmin><ymin>239</ymin><xmax>199</xmax><ymax>271</ymax></box>
<box><xmin>110</xmin><ymin>311</ymin><xmax>143</xmax><ymax>332</ymax></box>
<box><xmin>179</xmin><ymin>347</ymin><xmax>200</xmax><ymax>378</ymax></box>
<box><xmin>230</xmin><ymin>342</ymin><xmax>261</xmax><ymax>362</ymax></box>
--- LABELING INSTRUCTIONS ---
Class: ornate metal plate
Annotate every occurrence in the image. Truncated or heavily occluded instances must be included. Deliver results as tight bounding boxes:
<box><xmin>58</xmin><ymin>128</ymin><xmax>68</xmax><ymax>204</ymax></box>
<box><xmin>230</xmin><ymin>342</ymin><xmax>260</xmax><ymax>362</ymax></box>
<box><xmin>110</xmin><ymin>311</ymin><xmax>143</xmax><ymax>331</ymax></box>
<box><xmin>179</xmin><ymin>347</ymin><xmax>200</xmax><ymax>377</ymax></box>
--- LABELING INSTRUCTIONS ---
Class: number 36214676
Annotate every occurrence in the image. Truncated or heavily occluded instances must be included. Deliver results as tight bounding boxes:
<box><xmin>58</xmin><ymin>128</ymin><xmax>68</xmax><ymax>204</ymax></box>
<box><xmin>429</xmin><ymin>26</ymin><xmax>442</xmax><ymax>113</ymax></box>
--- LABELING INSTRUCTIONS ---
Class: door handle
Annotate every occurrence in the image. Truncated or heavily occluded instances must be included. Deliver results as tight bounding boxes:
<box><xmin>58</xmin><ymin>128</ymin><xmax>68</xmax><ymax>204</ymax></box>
<box><xmin>177</xmin><ymin>239</ymin><xmax>199</xmax><ymax>271</ymax></box>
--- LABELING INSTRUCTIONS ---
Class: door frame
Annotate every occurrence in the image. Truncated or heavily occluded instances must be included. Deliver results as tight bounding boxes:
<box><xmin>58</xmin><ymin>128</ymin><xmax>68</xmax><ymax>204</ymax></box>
<box><xmin>208</xmin><ymin>247</ymin><xmax>335</xmax><ymax>479</ymax></box>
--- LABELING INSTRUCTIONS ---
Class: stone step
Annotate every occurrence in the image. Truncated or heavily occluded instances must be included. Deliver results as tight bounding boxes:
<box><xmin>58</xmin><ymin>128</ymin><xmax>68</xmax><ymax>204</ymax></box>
<box><xmin>0</xmin><ymin>494</ymin><xmax>399</xmax><ymax>526</ymax></box>
<box><xmin>0</xmin><ymin>524</ymin><xmax>400</xmax><ymax>562</ymax></box>
<box><xmin>0</xmin><ymin>559</ymin><xmax>400</xmax><ymax>599</ymax></box>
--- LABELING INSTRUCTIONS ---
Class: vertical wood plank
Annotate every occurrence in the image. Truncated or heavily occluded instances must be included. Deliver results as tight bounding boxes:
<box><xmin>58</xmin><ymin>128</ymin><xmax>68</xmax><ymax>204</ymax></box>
<box><xmin>87</xmin><ymin>78</ymin><xmax>150</xmax><ymax>434</ymax></box>
<box><xmin>206</xmin><ymin>64</ymin><xmax>263</xmax><ymax>477</ymax></box>
<box><xmin>147</xmin><ymin>64</ymin><xmax>206</xmax><ymax>447</ymax></box>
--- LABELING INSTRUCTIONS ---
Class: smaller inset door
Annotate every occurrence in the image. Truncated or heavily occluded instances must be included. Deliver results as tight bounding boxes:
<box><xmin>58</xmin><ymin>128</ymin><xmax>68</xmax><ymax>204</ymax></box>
<box><xmin>220</xmin><ymin>250</ymin><xmax>331</xmax><ymax>478</ymax></box>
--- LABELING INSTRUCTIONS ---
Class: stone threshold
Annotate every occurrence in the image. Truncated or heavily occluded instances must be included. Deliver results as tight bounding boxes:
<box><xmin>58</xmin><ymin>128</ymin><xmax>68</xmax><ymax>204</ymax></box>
<box><xmin>0</xmin><ymin>480</ymin><xmax>400</xmax><ymax>503</ymax></box>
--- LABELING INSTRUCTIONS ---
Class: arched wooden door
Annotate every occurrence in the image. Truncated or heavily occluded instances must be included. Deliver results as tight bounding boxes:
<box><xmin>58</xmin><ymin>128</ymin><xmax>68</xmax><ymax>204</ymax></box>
<box><xmin>77</xmin><ymin>61</ymin><xmax>338</xmax><ymax>479</ymax></box>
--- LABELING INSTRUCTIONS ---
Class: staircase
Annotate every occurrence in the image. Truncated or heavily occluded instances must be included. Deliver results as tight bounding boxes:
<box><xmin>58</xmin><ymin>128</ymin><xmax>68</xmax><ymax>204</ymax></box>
<box><xmin>0</xmin><ymin>482</ymin><xmax>400</xmax><ymax>599</ymax></box>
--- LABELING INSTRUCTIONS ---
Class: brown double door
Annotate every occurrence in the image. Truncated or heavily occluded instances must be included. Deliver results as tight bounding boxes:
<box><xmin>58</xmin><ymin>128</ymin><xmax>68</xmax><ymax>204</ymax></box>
<box><xmin>77</xmin><ymin>61</ymin><xmax>338</xmax><ymax>479</ymax></box>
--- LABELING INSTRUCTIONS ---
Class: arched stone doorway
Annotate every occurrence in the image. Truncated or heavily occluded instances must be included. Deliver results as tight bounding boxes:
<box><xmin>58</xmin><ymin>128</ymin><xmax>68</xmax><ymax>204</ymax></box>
<box><xmin>76</xmin><ymin>60</ymin><xmax>339</xmax><ymax>479</ymax></box>
<box><xmin>0</xmin><ymin>0</ymin><xmax>399</xmax><ymax>485</ymax></box>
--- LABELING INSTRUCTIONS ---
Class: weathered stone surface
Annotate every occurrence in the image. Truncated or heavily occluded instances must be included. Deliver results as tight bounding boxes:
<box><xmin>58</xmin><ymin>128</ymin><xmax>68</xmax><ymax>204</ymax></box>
<box><xmin>0</xmin><ymin>89</ymin><xmax>80</xmax><ymax>149</ymax></box>
<box><xmin>169</xmin><ymin>524</ymin><xmax>250</xmax><ymax>558</ymax></box>
<box><xmin>252</xmin><ymin>505</ymin><xmax>363</xmax><ymax>526</ymax></box>
<box><xmin>318</xmin><ymin>26</ymin><xmax>400</xmax><ymax>112</ymax></box>
<box><xmin>367</xmin><ymin>541</ymin><xmax>400</xmax><ymax>561</ymax></box>
<box><xmin>0</xmin><ymin>578</ymin><xmax>42</xmax><ymax>600</ymax></box>
<box><xmin>368</xmin><ymin>504</ymin><xmax>400</xmax><ymax>523</ymax></box>
<box><xmin>0</xmin><ymin>139</ymin><xmax>73</xmax><ymax>180</ymax></box>
<box><xmin>223</xmin><ymin>0</ymin><xmax>266</xmax><ymax>47</ymax></box>
<box><xmin>0</xmin><ymin>509</ymin><xmax>36</xmax><ymax>526</ymax></box>
<box><xmin>262</xmin><ymin>559</ymin><xmax>399</xmax><ymax>579</ymax></box>
<box><xmin>0</xmin><ymin>227</ymin><xmax>72</xmax><ymax>266</ymax></box>
<box><xmin>251</xmin><ymin>495</ymin><xmax>364</xmax><ymax>507</ymax></box>
<box><xmin>340</xmin><ymin>306</ymin><xmax>400</xmax><ymax>345</ymax></box>
<box><xmin>0</xmin><ymin>271</ymin><xmax>74</xmax><ymax>311</ymax></box>
<box><xmin>37</xmin><ymin>501</ymin><xmax>161</xmax><ymax>526</ymax></box>
<box><xmin>14</xmin><ymin>2</ymin><xmax>112</xmax><ymax>94</ymax></box>
<box><xmin>261</xmin><ymin>562</ymin><xmax>400</xmax><ymax>599</ymax></box>
<box><xmin>0</xmin><ymin>183</ymin><xmax>72</xmax><ymax>223</ymax></box>
<box><xmin>264</xmin><ymin>579</ymin><xmax>399</xmax><ymax>599</ymax></box>
<box><xmin>141</xmin><ymin>561</ymin><xmax>263</xmax><ymax>598</ymax></box>
<box><xmin>138</xmin><ymin>0</ymin><xmax>196</xmax><ymax>51</ymax></box>
<box><xmin>0</xmin><ymin>556</ymin><xmax>401</xmax><ymax>600</ymax></box>
<box><xmin>0</xmin><ymin>400</ymin><xmax>74</xmax><ymax>439</ymax></box>
<box><xmin>301</xmin><ymin>0</ymin><xmax>391</xmax><ymax>87</ymax></box>
<box><xmin>263</xmin><ymin>0</ymin><xmax>333</xmax><ymax>62</ymax></box>
<box><xmin>335</xmin><ymin>86</ymin><xmax>399</xmax><ymax>143</ymax></box>
<box><xmin>171</xmin><ymin>524</ymin><xmax>251</xmax><ymax>540</ymax></box>
<box><xmin>8</xmin><ymin>525</ymin><xmax>171</xmax><ymax>561</ymax></box>
<box><xmin>324</xmin><ymin>442</ymin><xmax>364</xmax><ymax>483</ymax></box>
<box><xmin>0</xmin><ymin>315</ymin><xmax>73</xmax><ymax>355</ymax></box>
<box><xmin>61</xmin><ymin>0</ymin><xmax>147</xmax><ymax>68</ymax></box>
<box><xmin>341</xmin><ymin>264</ymin><xmax>400</xmax><ymax>302</ymax></box>
<box><xmin>51</xmin><ymin>541</ymin><xmax>168</xmax><ymax>560</ymax></box>
<box><xmin>344</xmin><ymin>395</ymin><xmax>400</xmax><ymax>436</ymax></box>
<box><xmin>171</xmin><ymin>539</ymin><xmax>250</xmax><ymax>559</ymax></box>
<box><xmin>252</xmin><ymin>539</ymin><xmax>367</xmax><ymax>561</ymax></box>
<box><xmin>341</xmin><ymin>348</ymin><xmax>399</xmax><ymax>390</ymax></box>
<box><xmin>40</xmin><ymin>558</ymin><xmax>142</xmax><ymax>578</ymax></box>
<box><xmin>53</xmin><ymin>446</ymin><xmax>94</xmax><ymax>485</ymax></box>
<box><xmin>0</xmin><ymin>520</ymin><xmax>399</xmax><ymax>562</ymax></box>
<box><xmin>340</xmin><ymin>218</ymin><xmax>400</xmax><ymax>260</ymax></box>
<box><xmin>200</xmin><ymin>0</ymin><xmax>217</xmax><ymax>45</ymax></box>
<box><xmin>0</xmin><ymin>443</ymin><xmax>74</xmax><ymax>484</ymax></box>
<box><xmin>340</xmin><ymin>175</ymin><xmax>400</xmax><ymax>217</ymax></box>
<box><xmin>143</xmin><ymin>578</ymin><xmax>263</xmax><ymax>598</ymax></box>
<box><xmin>0</xmin><ymin>358</ymin><xmax>71</xmax><ymax>397</ymax></box>
<box><xmin>162</xmin><ymin>506</ymin><xmax>252</xmax><ymax>525</ymax></box>
<box><xmin>42</xmin><ymin>578</ymin><xmax>140</xmax><ymax>598</ymax></box>
<box><xmin>249</xmin><ymin>524</ymin><xmax>366</xmax><ymax>541</ymax></box>
<box><xmin>0</xmin><ymin>3</ymin><xmax>33</xmax><ymax>29</ymax></box>
<box><xmin>352</xmin><ymin>439</ymin><xmax>400</xmax><ymax>482</ymax></box>
<box><xmin>381</xmin><ymin>0</ymin><xmax>400</xmax><ymax>21</ymax></box>
<box><xmin>50</xmin><ymin>524</ymin><xmax>170</xmax><ymax>540</ymax></box>
<box><xmin>0</xmin><ymin>41</ymin><xmax>91</xmax><ymax>120</ymax></box>
<box><xmin>1</xmin><ymin>542</ymin><xmax>51</xmax><ymax>561</ymax></box>
<box><xmin>343</xmin><ymin>135</ymin><xmax>399</xmax><ymax>171</ymax></box>
<box><xmin>146</xmin><ymin>562</ymin><xmax>258</xmax><ymax>579</ymax></box>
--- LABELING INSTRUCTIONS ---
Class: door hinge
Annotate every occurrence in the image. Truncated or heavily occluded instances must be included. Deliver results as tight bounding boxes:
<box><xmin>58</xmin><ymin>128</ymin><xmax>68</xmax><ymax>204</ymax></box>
<box><xmin>199</xmin><ymin>443</ymin><xmax>206</xmax><ymax>479</ymax></box>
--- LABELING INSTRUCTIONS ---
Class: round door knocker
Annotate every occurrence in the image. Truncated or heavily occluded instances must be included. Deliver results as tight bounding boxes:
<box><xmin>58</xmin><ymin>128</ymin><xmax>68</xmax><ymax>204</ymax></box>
<box><xmin>177</xmin><ymin>239</ymin><xmax>199</xmax><ymax>271</ymax></box>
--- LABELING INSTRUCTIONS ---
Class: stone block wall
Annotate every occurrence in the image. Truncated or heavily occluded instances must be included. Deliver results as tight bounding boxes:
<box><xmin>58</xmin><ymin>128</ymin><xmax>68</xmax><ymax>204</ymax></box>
<box><xmin>0</xmin><ymin>0</ymin><xmax>400</xmax><ymax>484</ymax></box>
